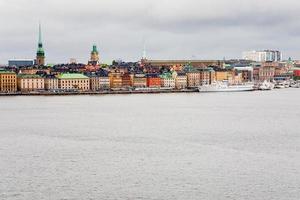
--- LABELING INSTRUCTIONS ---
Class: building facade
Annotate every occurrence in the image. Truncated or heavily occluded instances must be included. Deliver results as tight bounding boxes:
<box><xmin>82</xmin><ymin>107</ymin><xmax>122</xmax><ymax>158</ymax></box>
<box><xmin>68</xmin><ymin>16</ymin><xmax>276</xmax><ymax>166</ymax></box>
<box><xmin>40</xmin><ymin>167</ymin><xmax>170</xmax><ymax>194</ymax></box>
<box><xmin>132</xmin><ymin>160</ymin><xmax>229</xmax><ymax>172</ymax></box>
<box><xmin>44</xmin><ymin>75</ymin><xmax>59</xmax><ymax>90</ymax></box>
<box><xmin>146</xmin><ymin>74</ymin><xmax>161</xmax><ymax>88</ymax></box>
<box><xmin>243</xmin><ymin>50</ymin><xmax>282</xmax><ymax>62</ymax></box>
<box><xmin>186</xmin><ymin>71</ymin><xmax>200</xmax><ymax>88</ymax></box>
<box><xmin>133</xmin><ymin>74</ymin><xmax>147</xmax><ymax>88</ymax></box>
<box><xmin>122</xmin><ymin>73</ymin><xmax>133</xmax><ymax>87</ymax></box>
<box><xmin>259</xmin><ymin>66</ymin><xmax>275</xmax><ymax>81</ymax></box>
<box><xmin>58</xmin><ymin>73</ymin><xmax>90</xmax><ymax>91</ymax></box>
<box><xmin>109</xmin><ymin>71</ymin><xmax>122</xmax><ymax>89</ymax></box>
<box><xmin>17</xmin><ymin>74</ymin><xmax>45</xmax><ymax>92</ymax></box>
<box><xmin>174</xmin><ymin>72</ymin><xmax>187</xmax><ymax>89</ymax></box>
<box><xmin>160</xmin><ymin>73</ymin><xmax>175</xmax><ymax>88</ymax></box>
<box><xmin>0</xmin><ymin>71</ymin><xmax>17</xmax><ymax>93</ymax></box>
<box><xmin>199</xmin><ymin>69</ymin><xmax>210</xmax><ymax>85</ymax></box>
<box><xmin>99</xmin><ymin>76</ymin><xmax>110</xmax><ymax>90</ymax></box>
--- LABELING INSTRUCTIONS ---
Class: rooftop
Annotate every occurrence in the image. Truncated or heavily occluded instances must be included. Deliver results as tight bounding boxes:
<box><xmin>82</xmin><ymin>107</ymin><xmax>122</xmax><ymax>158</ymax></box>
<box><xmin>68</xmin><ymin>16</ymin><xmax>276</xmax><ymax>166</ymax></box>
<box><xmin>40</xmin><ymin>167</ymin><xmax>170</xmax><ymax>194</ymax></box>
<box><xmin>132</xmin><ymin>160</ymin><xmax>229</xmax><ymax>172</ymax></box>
<box><xmin>0</xmin><ymin>70</ymin><xmax>16</xmax><ymax>74</ymax></box>
<box><xmin>57</xmin><ymin>73</ymin><xmax>88</xmax><ymax>79</ymax></box>
<box><xmin>17</xmin><ymin>74</ymin><xmax>42</xmax><ymax>79</ymax></box>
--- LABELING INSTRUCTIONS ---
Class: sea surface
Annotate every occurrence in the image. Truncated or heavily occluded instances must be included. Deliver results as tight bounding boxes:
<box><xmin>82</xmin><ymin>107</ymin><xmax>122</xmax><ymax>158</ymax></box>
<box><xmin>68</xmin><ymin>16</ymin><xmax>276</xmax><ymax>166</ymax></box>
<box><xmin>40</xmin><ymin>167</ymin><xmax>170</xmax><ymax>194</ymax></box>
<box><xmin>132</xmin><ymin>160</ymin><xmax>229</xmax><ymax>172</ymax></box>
<box><xmin>0</xmin><ymin>89</ymin><xmax>299</xmax><ymax>200</ymax></box>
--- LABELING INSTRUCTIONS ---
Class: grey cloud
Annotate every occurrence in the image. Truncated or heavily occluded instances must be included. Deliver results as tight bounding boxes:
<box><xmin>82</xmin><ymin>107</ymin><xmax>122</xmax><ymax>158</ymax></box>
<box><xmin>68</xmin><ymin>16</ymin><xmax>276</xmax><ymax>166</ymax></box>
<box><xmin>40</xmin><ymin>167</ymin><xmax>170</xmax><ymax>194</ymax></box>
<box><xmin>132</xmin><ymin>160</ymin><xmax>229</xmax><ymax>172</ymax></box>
<box><xmin>1</xmin><ymin>0</ymin><xmax>300</xmax><ymax>64</ymax></box>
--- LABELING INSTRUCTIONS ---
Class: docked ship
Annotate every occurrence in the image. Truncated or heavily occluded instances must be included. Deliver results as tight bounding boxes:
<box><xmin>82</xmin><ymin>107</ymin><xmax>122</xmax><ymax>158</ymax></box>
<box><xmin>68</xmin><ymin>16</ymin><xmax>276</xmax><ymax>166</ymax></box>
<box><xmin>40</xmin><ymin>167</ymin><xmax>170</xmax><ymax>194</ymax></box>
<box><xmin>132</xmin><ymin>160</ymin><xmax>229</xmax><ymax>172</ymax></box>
<box><xmin>198</xmin><ymin>81</ymin><xmax>254</xmax><ymax>92</ymax></box>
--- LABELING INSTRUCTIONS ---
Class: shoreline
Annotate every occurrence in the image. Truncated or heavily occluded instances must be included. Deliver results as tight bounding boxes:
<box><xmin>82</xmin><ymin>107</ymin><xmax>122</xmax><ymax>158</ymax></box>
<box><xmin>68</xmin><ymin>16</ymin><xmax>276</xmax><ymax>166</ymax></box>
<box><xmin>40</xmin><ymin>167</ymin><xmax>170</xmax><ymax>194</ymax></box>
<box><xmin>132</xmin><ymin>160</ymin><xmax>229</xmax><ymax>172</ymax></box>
<box><xmin>0</xmin><ymin>89</ymin><xmax>199</xmax><ymax>96</ymax></box>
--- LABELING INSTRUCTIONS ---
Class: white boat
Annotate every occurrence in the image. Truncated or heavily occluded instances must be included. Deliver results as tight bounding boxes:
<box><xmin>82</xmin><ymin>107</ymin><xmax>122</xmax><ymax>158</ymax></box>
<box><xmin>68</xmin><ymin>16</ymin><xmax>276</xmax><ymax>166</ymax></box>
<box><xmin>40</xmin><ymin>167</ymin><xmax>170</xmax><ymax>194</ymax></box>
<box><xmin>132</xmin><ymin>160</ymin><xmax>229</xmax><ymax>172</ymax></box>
<box><xmin>198</xmin><ymin>81</ymin><xmax>254</xmax><ymax>92</ymax></box>
<box><xmin>275</xmin><ymin>82</ymin><xmax>285</xmax><ymax>89</ymax></box>
<box><xmin>258</xmin><ymin>81</ymin><xmax>275</xmax><ymax>90</ymax></box>
<box><xmin>291</xmin><ymin>81</ymin><xmax>300</xmax><ymax>88</ymax></box>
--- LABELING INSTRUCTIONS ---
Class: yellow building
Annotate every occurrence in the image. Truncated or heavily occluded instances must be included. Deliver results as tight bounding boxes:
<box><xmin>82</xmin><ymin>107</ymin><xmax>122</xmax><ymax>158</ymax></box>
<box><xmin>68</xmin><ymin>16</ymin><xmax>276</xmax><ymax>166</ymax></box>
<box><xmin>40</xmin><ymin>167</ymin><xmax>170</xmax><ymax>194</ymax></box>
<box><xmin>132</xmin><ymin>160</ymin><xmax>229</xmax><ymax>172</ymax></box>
<box><xmin>215</xmin><ymin>71</ymin><xmax>228</xmax><ymax>81</ymax></box>
<box><xmin>57</xmin><ymin>73</ymin><xmax>90</xmax><ymax>91</ymax></box>
<box><xmin>0</xmin><ymin>71</ymin><xmax>17</xmax><ymax>93</ymax></box>
<box><xmin>17</xmin><ymin>74</ymin><xmax>45</xmax><ymax>92</ymax></box>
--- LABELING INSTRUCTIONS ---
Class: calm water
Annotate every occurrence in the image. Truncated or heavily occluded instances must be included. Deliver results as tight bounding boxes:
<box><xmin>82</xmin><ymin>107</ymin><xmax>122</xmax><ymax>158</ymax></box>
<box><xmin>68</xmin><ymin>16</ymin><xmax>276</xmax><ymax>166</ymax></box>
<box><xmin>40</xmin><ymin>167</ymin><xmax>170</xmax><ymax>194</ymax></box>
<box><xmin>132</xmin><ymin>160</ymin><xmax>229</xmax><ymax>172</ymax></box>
<box><xmin>0</xmin><ymin>89</ymin><xmax>300</xmax><ymax>200</ymax></box>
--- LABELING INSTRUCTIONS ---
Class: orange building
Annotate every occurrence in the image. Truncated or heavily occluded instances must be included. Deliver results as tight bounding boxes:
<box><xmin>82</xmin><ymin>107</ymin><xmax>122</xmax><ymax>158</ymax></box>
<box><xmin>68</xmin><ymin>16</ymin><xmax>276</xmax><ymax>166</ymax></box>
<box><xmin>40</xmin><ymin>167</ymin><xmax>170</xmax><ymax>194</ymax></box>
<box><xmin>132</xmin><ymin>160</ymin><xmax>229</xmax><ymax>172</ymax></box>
<box><xmin>109</xmin><ymin>71</ymin><xmax>123</xmax><ymax>89</ymax></box>
<box><xmin>215</xmin><ymin>71</ymin><xmax>228</xmax><ymax>81</ymax></box>
<box><xmin>0</xmin><ymin>71</ymin><xmax>17</xmax><ymax>93</ymax></box>
<box><xmin>147</xmin><ymin>74</ymin><xmax>161</xmax><ymax>88</ymax></box>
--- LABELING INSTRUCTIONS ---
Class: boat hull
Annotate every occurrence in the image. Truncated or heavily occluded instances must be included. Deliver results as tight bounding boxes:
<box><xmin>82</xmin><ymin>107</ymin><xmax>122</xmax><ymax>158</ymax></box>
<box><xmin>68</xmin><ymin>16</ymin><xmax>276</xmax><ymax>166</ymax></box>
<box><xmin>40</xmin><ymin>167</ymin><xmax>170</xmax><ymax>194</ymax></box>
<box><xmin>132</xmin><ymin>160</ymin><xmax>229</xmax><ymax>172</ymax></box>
<box><xmin>198</xmin><ymin>85</ymin><xmax>254</xmax><ymax>92</ymax></box>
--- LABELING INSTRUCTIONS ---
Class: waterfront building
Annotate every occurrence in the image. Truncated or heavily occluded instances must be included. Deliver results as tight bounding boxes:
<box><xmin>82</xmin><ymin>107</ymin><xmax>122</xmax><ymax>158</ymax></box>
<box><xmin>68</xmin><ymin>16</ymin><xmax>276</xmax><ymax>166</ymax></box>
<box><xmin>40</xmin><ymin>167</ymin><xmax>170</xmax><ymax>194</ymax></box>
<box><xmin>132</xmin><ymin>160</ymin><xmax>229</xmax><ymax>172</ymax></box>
<box><xmin>8</xmin><ymin>59</ymin><xmax>34</xmax><ymax>67</ymax></box>
<box><xmin>122</xmin><ymin>73</ymin><xmax>133</xmax><ymax>87</ymax></box>
<box><xmin>86</xmin><ymin>71</ymin><xmax>110</xmax><ymax>91</ymax></box>
<box><xmin>209</xmin><ymin>69</ymin><xmax>216</xmax><ymax>84</ymax></box>
<box><xmin>174</xmin><ymin>72</ymin><xmax>187</xmax><ymax>89</ymax></box>
<box><xmin>57</xmin><ymin>73</ymin><xmax>90</xmax><ymax>91</ymax></box>
<box><xmin>186</xmin><ymin>71</ymin><xmax>200</xmax><ymax>88</ymax></box>
<box><xmin>44</xmin><ymin>75</ymin><xmax>59</xmax><ymax>91</ymax></box>
<box><xmin>88</xmin><ymin>74</ymin><xmax>101</xmax><ymax>91</ymax></box>
<box><xmin>133</xmin><ymin>74</ymin><xmax>147</xmax><ymax>88</ymax></box>
<box><xmin>234</xmin><ymin>67</ymin><xmax>254</xmax><ymax>82</ymax></box>
<box><xmin>109</xmin><ymin>71</ymin><xmax>122</xmax><ymax>89</ymax></box>
<box><xmin>199</xmin><ymin>69</ymin><xmax>210</xmax><ymax>85</ymax></box>
<box><xmin>258</xmin><ymin>62</ymin><xmax>276</xmax><ymax>81</ymax></box>
<box><xmin>0</xmin><ymin>71</ymin><xmax>17</xmax><ymax>93</ymax></box>
<box><xmin>294</xmin><ymin>70</ymin><xmax>300</xmax><ymax>80</ymax></box>
<box><xmin>215</xmin><ymin>70</ymin><xmax>228</xmax><ymax>81</ymax></box>
<box><xmin>160</xmin><ymin>72</ymin><xmax>175</xmax><ymax>88</ymax></box>
<box><xmin>99</xmin><ymin>76</ymin><xmax>110</xmax><ymax>90</ymax></box>
<box><xmin>243</xmin><ymin>50</ymin><xmax>282</xmax><ymax>62</ymax></box>
<box><xmin>146</xmin><ymin>74</ymin><xmax>161</xmax><ymax>88</ymax></box>
<box><xmin>17</xmin><ymin>74</ymin><xmax>45</xmax><ymax>92</ymax></box>
<box><xmin>36</xmin><ymin>23</ymin><xmax>45</xmax><ymax>66</ymax></box>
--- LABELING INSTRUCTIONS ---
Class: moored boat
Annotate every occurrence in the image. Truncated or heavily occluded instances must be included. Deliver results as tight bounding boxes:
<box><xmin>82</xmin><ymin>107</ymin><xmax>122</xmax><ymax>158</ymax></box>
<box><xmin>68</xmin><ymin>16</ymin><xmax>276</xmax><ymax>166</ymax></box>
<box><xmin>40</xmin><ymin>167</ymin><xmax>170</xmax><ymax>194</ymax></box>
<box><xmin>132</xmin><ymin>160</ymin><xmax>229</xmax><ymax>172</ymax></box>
<box><xmin>258</xmin><ymin>80</ymin><xmax>275</xmax><ymax>90</ymax></box>
<box><xmin>198</xmin><ymin>81</ymin><xmax>254</xmax><ymax>92</ymax></box>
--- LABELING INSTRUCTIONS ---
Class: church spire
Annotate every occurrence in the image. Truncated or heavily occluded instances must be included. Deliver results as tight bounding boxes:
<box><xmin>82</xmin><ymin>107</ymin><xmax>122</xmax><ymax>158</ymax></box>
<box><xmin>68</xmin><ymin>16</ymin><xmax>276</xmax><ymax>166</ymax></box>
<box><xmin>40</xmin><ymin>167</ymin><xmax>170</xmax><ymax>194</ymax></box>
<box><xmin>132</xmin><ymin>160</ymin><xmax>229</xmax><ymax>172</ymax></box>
<box><xmin>36</xmin><ymin>22</ymin><xmax>45</xmax><ymax>66</ymax></box>
<box><xmin>38</xmin><ymin>22</ymin><xmax>42</xmax><ymax>45</ymax></box>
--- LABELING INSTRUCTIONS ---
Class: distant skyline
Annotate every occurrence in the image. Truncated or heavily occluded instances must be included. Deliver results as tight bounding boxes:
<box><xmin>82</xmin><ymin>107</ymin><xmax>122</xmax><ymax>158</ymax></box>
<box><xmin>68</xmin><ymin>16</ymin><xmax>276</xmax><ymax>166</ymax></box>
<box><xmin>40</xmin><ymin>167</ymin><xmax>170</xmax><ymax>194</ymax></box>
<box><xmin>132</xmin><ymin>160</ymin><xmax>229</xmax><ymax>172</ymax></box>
<box><xmin>1</xmin><ymin>0</ymin><xmax>300</xmax><ymax>64</ymax></box>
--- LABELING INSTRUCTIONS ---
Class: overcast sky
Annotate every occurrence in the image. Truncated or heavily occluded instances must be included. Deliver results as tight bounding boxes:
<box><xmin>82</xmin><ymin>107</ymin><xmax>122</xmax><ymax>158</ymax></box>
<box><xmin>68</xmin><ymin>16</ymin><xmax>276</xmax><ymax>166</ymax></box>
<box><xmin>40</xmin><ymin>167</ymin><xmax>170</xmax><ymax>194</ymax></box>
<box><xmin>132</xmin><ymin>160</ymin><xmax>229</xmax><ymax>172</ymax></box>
<box><xmin>0</xmin><ymin>0</ymin><xmax>300</xmax><ymax>64</ymax></box>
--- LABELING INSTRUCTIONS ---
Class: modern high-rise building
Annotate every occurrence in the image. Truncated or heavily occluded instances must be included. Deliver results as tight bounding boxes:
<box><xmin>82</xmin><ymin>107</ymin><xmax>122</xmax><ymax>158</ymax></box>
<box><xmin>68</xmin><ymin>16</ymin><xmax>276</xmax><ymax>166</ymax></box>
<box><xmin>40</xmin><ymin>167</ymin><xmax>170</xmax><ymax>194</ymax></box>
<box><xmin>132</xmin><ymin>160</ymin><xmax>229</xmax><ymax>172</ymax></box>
<box><xmin>36</xmin><ymin>23</ymin><xmax>45</xmax><ymax>66</ymax></box>
<box><xmin>242</xmin><ymin>50</ymin><xmax>282</xmax><ymax>62</ymax></box>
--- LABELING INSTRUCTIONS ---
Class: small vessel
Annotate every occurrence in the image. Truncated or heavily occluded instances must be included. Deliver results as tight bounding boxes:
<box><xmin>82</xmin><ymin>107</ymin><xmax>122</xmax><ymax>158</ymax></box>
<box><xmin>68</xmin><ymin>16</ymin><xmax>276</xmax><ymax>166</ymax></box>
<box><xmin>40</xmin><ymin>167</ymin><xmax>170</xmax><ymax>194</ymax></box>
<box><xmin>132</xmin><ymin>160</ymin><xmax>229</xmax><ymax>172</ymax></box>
<box><xmin>198</xmin><ymin>81</ymin><xmax>254</xmax><ymax>92</ymax></box>
<box><xmin>258</xmin><ymin>80</ymin><xmax>275</xmax><ymax>90</ymax></box>
<box><xmin>291</xmin><ymin>81</ymin><xmax>300</xmax><ymax>88</ymax></box>
<box><xmin>275</xmin><ymin>82</ymin><xmax>285</xmax><ymax>89</ymax></box>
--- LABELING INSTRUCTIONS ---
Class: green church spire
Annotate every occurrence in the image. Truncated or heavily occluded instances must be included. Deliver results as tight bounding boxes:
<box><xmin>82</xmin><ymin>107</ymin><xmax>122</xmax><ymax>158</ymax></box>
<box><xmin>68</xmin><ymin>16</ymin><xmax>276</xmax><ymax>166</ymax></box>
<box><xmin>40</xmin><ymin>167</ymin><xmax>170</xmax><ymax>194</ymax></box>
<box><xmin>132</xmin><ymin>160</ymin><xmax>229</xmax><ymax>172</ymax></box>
<box><xmin>36</xmin><ymin>23</ymin><xmax>45</xmax><ymax>66</ymax></box>
<box><xmin>92</xmin><ymin>44</ymin><xmax>98</xmax><ymax>54</ymax></box>
<box><xmin>37</xmin><ymin>23</ymin><xmax>45</xmax><ymax>57</ymax></box>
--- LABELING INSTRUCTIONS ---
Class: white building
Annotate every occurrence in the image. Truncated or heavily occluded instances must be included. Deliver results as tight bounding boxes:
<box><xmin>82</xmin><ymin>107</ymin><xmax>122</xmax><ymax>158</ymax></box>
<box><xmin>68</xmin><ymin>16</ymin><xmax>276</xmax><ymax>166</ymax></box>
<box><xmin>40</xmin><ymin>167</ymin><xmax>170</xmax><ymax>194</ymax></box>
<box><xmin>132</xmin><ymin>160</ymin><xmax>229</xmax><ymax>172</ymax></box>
<box><xmin>242</xmin><ymin>50</ymin><xmax>282</xmax><ymax>62</ymax></box>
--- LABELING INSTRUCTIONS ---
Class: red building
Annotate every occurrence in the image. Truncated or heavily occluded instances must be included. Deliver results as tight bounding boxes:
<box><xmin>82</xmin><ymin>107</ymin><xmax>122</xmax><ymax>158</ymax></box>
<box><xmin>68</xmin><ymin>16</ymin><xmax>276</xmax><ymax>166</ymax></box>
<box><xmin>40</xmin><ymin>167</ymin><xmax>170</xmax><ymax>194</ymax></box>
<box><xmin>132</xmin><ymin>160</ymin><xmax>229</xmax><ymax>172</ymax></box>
<box><xmin>147</xmin><ymin>74</ymin><xmax>161</xmax><ymax>88</ymax></box>
<box><xmin>294</xmin><ymin>70</ymin><xmax>300</xmax><ymax>80</ymax></box>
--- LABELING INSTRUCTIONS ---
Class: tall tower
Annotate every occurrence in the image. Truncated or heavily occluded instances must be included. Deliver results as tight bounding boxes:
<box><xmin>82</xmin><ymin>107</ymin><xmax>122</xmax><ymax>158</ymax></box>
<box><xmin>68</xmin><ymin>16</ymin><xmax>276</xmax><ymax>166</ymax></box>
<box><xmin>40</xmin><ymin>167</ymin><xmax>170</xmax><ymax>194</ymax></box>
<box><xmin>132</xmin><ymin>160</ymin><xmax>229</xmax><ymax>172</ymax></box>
<box><xmin>36</xmin><ymin>23</ymin><xmax>45</xmax><ymax>66</ymax></box>
<box><xmin>90</xmin><ymin>44</ymin><xmax>99</xmax><ymax>63</ymax></box>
